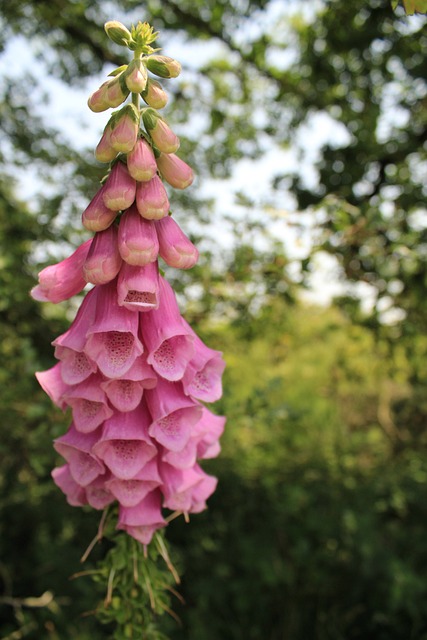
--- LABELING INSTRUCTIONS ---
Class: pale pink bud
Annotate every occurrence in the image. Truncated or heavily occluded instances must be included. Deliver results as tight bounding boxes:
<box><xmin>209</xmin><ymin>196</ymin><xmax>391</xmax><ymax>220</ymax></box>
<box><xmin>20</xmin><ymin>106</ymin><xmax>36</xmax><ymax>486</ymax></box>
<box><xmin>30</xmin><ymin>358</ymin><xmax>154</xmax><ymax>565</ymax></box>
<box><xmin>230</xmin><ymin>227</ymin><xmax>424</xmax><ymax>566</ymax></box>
<box><xmin>105</xmin><ymin>76</ymin><xmax>129</xmax><ymax>108</ymax></box>
<box><xmin>117</xmin><ymin>261</ymin><xmax>160</xmax><ymax>312</ymax></box>
<box><xmin>125</xmin><ymin>59</ymin><xmax>148</xmax><ymax>93</ymax></box>
<box><xmin>110</xmin><ymin>106</ymin><xmax>139</xmax><ymax>153</ymax></box>
<box><xmin>118</xmin><ymin>205</ymin><xmax>159</xmax><ymax>266</ymax></box>
<box><xmin>127</xmin><ymin>138</ymin><xmax>157</xmax><ymax>182</ymax></box>
<box><xmin>82</xmin><ymin>186</ymin><xmax>118</xmax><ymax>232</ymax></box>
<box><xmin>83</xmin><ymin>226</ymin><xmax>122</xmax><ymax>285</ymax></box>
<box><xmin>87</xmin><ymin>81</ymin><xmax>110</xmax><ymax>113</ymax></box>
<box><xmin>145</xmin><ymin>55</ymin><xmax>181</xmax><ymax>79</ymax></box>
<box><xmin>155</xmin><ymin>216</ymin><xmax>198</xmax><ymax>269</ymax></box>
<box><xmin>95</xmin><ymin>123</ymin><xmax>117</xmax><ymax>163</ymax></box>
<box><xmin>147</xmin><ymin>117</ymin><xmax>180</xmax><ymax>154</ymax></box>
<box><xmin>142</xmin><ymin>79</ymin><xmax>168</xmax><ymax>109</ymax></box>
<box><xmin>102</xmin><ymin>162</ymin><xmax>136</xmax><ymax>211</ymax></box>
<box><xmin>31</xmin><ymin>239</ymin><xmax>91</xmax><ymax>303</ymax></box>
<box><xmin>136</xmin><ymin>175</ymin><xmax>169</xmax><ymax>220</ymax></box>
<box><xmin>156</xmin><ymin>152</ymin><xmax>194</xmax><ymax>189</ymax></box>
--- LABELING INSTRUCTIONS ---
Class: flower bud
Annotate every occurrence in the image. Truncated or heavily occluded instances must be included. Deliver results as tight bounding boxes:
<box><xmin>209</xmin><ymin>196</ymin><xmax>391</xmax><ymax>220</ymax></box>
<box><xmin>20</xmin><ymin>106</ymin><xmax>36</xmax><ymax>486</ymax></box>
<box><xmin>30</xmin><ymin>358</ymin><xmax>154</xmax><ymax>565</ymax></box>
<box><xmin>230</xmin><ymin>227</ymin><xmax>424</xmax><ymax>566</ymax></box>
<box><xmin>95</xmin><ymin>122</ymin><xmax>117</xmax><ymax>163</ymax></box>
<box><xmin>156</xmin><ymin>153</ymin><xmax>194</xmax><ymax>189</ymax></box>
<box><xmin>145</xmin><ymin>55</ymin><xmax>181</xmax><ymax>79</ymax></box>
<box><xmin>155</xmin><ymin>216</ymin><xmax>199</xmax><ymax>269</ymax></box>
<box><xmin>83</xmin><ymin>226</ymin><xmax>122</xmax><ymax>285</ymax></box>
<box><xmin>104</xmin><ymin>21</ymin><xmax>133</xmax><ymax>47</ymax></box>
<box><xmin>82</xmin><ymin>186</ymin><xmax>118</xmax><ymax>231</ymax></box>
<box><xmin>109</xmin><ymin>105</ymin><xmax>139</xmax><ymax>153</ymax></box>
<box><xmin>136</xmin><ymin>175</ymin><xmax>169</xmax><ymax>220</ymax></box>
<box><xmin>142</xmin><ymin>110</ymin><xmax>179</xmax><ymax>154</ymax></box>
<box><xmin>87</xmin><ymin>81</ymin><xmax>110</xmax><ymax>113</ymax></box>
<box><xmin>125</xmin><ymin>59</ymin><xmax>148</xmax><ymax>93</ymax></box>
<box><xmin>118</xmin><ymin>205</ymin><xmax>159</xmax><ymax>266</ymax></box>
<box><xmin>105</xmin><ymin>76</ymin><xmax>130</xmax><ymax>108</ymax></box>
<box><xmin>141</xmin><ymin>79</ymin><xmax>168</xmax><ymax>109</ymax></box>
<box><xmin>127</xmin><ymin>138</ymin><xmax>157</xmax><ymax>182</ymax></box>
<box><xmin>102</xmin><ymin>162</ymin><xmax>136</xmax><ymax>212</ymax></box>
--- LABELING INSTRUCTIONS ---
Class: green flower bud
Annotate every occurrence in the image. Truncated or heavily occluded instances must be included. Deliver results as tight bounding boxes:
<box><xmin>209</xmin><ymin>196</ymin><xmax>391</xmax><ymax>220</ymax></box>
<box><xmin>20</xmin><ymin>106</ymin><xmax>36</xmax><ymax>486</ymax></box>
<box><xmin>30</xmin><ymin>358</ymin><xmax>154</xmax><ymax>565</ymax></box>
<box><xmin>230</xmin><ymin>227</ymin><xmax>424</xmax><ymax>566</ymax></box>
<box><xmin>145</xmin><ymin>55</ymin><xmax>181</xmax><ymax>79</ymax></box>
<box><xmin>104</xmin><ymin>21</ymin><xmax>133</xmax><ymax>47</ymax></box>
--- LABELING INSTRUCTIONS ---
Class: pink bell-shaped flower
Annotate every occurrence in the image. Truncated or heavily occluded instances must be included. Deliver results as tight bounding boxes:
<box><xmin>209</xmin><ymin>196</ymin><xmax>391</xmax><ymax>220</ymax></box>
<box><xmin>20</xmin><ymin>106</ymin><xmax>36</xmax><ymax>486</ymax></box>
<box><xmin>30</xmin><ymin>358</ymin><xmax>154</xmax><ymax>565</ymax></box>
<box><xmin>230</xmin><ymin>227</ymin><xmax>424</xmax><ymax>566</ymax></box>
<box><xmin>118</xmin><ymin>206</ymin><xmax>159</xmax><ymax>266</ymax></box>
<box><xmin>135</xmin><ymin>175</ymin><xmax>169</xmax><ymax>220</ymax></box>
<box><xmin>35</xmin><ymin>363</ymin><xmax>69</xmax><ymax>410</ymax></box>
<box><xmin>54</xmin><ymin>425</ymin><xmax>105</xmax><ymax>487</ymax></box>
<box><xmin>117</xmin><ymin>490</ymin><xmax>167</xmax><ymax>545</ymax></box>
<box><xmin>92</xmin><ymin>403</ymin><xmax>156</xmax><ymax>480</ymax></box>
<box><xmin>53</xmin><ymin>287</ymin><xmax>98</xmax><ymax>385</ymax></box>
<box><xmin>160</xmin><ymin>463</ymin><xmax>213</xmax><ymax>513</ymax></box>
<box><xmin>52</xmin><ymin>464</ymin><xmax>88</xmax><ymax>506</ymax></box>
<box><xmin>155</xmin><ymin>216</ymin><xmax>199</xmax><ymax>270</ymax></box>
<box><xmin>181</xmin><ymin>319</ymin><xmax>225</xmax><ymax>402</ymax></box>
<box><xmin>140</xmin><ymin>277</ymin><xmax>195</xmax><ymax>381</ymax></box>
<box><xmin>127</xmin><ymin>138</ymin><xmax>158</xmax><ymax>182</ymax></box>
<box><xmin>62</xmin><ymin>373</ymin><xmax>114</xmax><ymax>433</ymax></box>
<box><xmin>102</xmin><ymin>162</ymin><xmax>136</xmax><ymax>212</ymax></box>
<box><xmin>83</xmin><ymin>226</ymin><xmax>122</xmax><ymax>285</ymax></box>
<box><xmin>107</xmin><ymin>458</ymin><xmax>162</xmax><ymax>507</ymax></box>
<box><xmin>146</xmin><ymin>378</ymin><xmax>202</xmax><ymax>452</ymax></box>
<box><xmin>31</xmin><ymin>239</ymin><xmax>91</xmax><ymax>303</ymax></box>
<box><xmin>84</xmin><ymin>280</ymin><xmax>144</xmax><ymax>379</ymax></box>
<box><xmin>117</xmin><ymin>261</ymin><xmax>160</xmax><ymax>312</ymax></box>
<box><xmin>85</xmin><ymin>474</ymin><xmax>116</xmax><ymax>510</ymax></box>
<box><xmin>100</xmin><ymin>355</ymin><xmax>157</xmax><ymax>413</ymax></box>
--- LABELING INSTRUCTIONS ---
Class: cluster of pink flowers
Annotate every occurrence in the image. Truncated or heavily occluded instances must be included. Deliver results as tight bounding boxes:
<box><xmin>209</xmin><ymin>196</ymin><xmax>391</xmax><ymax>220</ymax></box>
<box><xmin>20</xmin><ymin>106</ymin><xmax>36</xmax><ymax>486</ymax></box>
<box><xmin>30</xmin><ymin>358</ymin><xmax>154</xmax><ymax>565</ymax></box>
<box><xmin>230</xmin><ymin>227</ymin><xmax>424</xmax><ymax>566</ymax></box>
<box><xmin>32</xmin><ymin>22</ymin><xmax>225</xmax><ymax>546</ymax></box>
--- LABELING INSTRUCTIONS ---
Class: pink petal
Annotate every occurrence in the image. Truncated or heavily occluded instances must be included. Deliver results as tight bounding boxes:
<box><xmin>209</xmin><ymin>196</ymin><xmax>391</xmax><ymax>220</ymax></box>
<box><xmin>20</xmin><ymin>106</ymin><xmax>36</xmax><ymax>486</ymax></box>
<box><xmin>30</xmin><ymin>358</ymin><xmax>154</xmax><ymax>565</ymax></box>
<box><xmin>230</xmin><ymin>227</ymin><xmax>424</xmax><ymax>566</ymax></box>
<box><xmin>83</xmin><ymin>226</ymin><xmax>122</xmax><ymax>285</ymax></box>
<box><xmin>31</xmin><ymin>239</ymin><xmax>91</xmax><ymax>303</ymax></box>
<box><xmin>146</xmin><ymin>378</ymin><xmax>202</xmax><ymax>452</ymax></box>
<box><xmin>54</xmin><ymin>425</ymin><xmax>105</xmax><ymax>487</ymax></box>
<box><xmin>35</xmin><ymin>363</ymin><xmax>69</xmax><ymax>410</ymax></box>
<box><xmin>102</xmin><ymin>162</ymin><xmax>136</xmax><ymax>212</ymax></box>
<box><xmin>155</xmin><ymin>216</ymin><xmax>198</xmax><ymax>269</ymax></box>
<box><xmin>117</xmin><ymin>261</ymin><xmax>160</xmax><ymax>312</ymax></box>
<box><xmin>52</xmin><ymin>464</ymin><xmax>88</xmax><ymax>506</ymax></box>
<box><xmin>84</xmin><ymin>280</ymin><xmax>144</xmax><ymax>378</ymax></box>
<box><xmin>107</xmin><ymin>458</ymin><xmax>162</xmax><ymax>507</ymax></box>
<box><xmin>117</xmin><ymin>490</ymin><xmax>166</xmax><ymax>545</ymax></box>
<box><xmin>63</xmin><ymin>373</ymin><xmax>113</xmax><ymax>433</ymax></box>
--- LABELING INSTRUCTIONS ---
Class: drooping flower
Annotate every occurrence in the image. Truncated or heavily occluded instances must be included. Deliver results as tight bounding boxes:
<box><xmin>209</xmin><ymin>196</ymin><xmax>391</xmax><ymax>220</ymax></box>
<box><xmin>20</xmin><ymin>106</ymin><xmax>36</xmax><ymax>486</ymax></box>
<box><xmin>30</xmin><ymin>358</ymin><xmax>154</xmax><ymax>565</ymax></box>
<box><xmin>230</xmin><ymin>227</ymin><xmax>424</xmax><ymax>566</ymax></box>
<box><xmin>34</xmin><ymin>20</ymin><xmax>226</xmax><ymax>547</ymax></box>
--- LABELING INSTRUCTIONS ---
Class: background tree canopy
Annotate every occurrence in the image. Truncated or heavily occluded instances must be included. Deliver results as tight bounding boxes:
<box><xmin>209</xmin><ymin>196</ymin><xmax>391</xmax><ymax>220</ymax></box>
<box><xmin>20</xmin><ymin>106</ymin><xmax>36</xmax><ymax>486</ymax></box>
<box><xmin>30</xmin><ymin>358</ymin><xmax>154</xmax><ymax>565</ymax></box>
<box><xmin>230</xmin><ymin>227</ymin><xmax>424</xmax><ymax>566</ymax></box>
<box><xmin>1</xmin><ymin>1</ymin><xmax>427</xmax><ymax>639</ymax></box>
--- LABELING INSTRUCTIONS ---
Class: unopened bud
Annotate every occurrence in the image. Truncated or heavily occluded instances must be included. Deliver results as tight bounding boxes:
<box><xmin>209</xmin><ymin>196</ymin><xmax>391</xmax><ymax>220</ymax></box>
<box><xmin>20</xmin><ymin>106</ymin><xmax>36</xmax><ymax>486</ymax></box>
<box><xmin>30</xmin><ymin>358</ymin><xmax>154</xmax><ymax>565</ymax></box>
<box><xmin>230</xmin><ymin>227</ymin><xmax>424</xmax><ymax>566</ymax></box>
<box><xmin>145</xmin><ymin>55</ymin><xmax>181</xmax><ymax>79</ymax></box>
<box><xmin>102</xmin><ymin>161</ymin><xmax>137</xmax><ymax>211</ymax></box>
<box><xmin>156</xmin><ymin>153</ymin><xmax>194</xmax><ymax>189</ymax></box>
<box><xmin>83</xmin><ymin>226</ymin><xmax>122</xmax><ymax>285</ymax></box>
<box><xmin>95</xmin><ymin>122</ymin><xmax>117</xmax><ymax>163</ymax></box>
<box><xmin>141</xmin><ymin>79</ymin><xmax>168</xmax><ymax>109</ymax></box>
<box><xmin>127</xmin><ymin>138</ymin><xmax>157</xmax><ymax>182</ymax></box>
<box><xmin>142</xmin><ymin>110</ymin><xmax>179</xmax><ymax>154</ymax></box>
<box><xmin>104</xmin><ymin>21</ymin><xmax>133</xmax><ymax>47</ymax></box>
<box><xmin>88</xmin><ymin>81</ymin><xmax>110</xmax><ymax>113</ymax></box>
<box><xmin>105</xmin><ymin>76</ymin><xmax>130</xmax><ymax>108</ymax></box>
<box><xmin>109</xmin><ymin>105</ymin><xmax>139</xmax><ymax>153</ymax></box>
<box><xmin>136</xmin><ymin>175</ymin><xmax>169</xmax><ymax>220</ymax></box>
<box><xmin>125</xmin><ymin>59</ymin><xmax>148</xmax><ymax>93</ymax></box>
<box><xmin>82</xmin><ymin>186</ymin><xmax>118</xmax><ymax>231</ymax></box>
